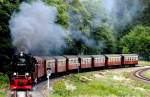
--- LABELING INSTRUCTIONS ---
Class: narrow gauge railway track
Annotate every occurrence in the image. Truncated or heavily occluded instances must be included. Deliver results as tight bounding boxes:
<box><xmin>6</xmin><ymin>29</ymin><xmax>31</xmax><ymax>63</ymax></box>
<box><xmin>133</xmin><ymin>67</ymin><xmax>150</xmax><ymax>82</ymax></box>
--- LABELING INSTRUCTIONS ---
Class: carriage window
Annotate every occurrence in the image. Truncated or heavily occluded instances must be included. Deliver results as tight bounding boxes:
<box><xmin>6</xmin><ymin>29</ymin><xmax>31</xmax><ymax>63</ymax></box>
<box><xmin>82</xmin><ymin>59</ymin><xmax>85</xmax><ymax>64</ymax></box>
<box><xmin>112</xmin><ymin>58</ymin><xmax>114</xmax><ymax>62</ymax></box>
<box><xmin>70</xmin><ymin>59</ymin><xmax>72</xmax><ymax>64</ymax></box>
<box><xmin>135</xmin><ymin>57</ymin><xmax>137</xmax><ymax>60</ymax></box>
<box><xmin>98</xmin><ymin>58</ymin><xmax>100</xmax><ymax>62</ymax></box>
<box><xmin>60</xmin><ymin>61</ymin><xmax>63</xmax><ymax>65</ymax></box>
<box><xmin>74</xmin><ymin>60</ymin><xmax>76</xmax><ymax>64</ymax></box>
<box><xmin>48</xmin><ymin>62</ymin><xmax>51</xmax><ymax>68</ymax></box>
<box><xmin>100</xmin><ymin>58</ymin><xmax>102</xmax><ymax>62</ymax></box>
<box><xmin>86</xmin><ymin>59</ymin><xmax>88</xmax><ymax>63</ymax></box>
<box><xmin>74</xmin><ymin>59</ymin><xmax>76</xmax><ymax>64</ymax></box>
<box><xmin>102</xmin><ymin>58</ymin><xmax>104</xmax><ymax>62</ymax></box>
<box><xmin>63</xmin><ymin>61</ymin><xmax>65</xmax><ymax>65</ymax></box>
<box><xmin>94</xmin><ymin>59</ymin><xmax>96</xmax><ymax>63</ymax></box>
<box><xmin>81</xmin><ymin>59</ymin><xmax>84</xmax><ymax>63</ymax></box>
<box><xmin>96</xmin><ymin>58</ymin><xmax>98</xmax><ymax>63</ymax></box>
<box><xmin>74</xmin><ymin>60</ymin><xmax>77</xmax><ymax>64</ymax></box>
<box><xmin>84</xmin><ymin>59</ymin><xmax>86</xmax><ymax>64</ymax></box>
<box><xmin>87</xmin><ymin>59</ymin><xmax>90</xmax><ymax>64</ymax></box>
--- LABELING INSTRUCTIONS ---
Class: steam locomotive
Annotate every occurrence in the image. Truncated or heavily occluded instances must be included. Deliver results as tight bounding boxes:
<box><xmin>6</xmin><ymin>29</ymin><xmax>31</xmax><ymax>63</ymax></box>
<box><xmin>10</xmin><ymin>52</ymin><xmax>36</xmax><ymax>90</ymax></box>
<box><xmin>10</xmin><ymin>52</ymin><xmax>138</xmax><ymax>91</ymax></box>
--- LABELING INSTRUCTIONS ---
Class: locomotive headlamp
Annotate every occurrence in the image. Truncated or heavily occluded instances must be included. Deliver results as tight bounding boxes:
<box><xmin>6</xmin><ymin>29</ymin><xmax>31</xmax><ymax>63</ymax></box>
<box><xmin>13</xmin><ymin>72</ymin><xmax>17</xmax><ymax>76</ymax></box>
<box><xmin>20</xmin><ymin>52</ymin><xmax>23</xmax><ymax>56</ymax></box>
<box><xmin>25</xmin><ymin>73</ymin><xmax>29</xmax><ymax>76</ymax></box>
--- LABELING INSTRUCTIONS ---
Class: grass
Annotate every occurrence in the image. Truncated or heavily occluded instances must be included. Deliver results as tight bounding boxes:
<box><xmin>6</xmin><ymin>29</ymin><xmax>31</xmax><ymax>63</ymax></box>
<box><xmin>0</xmin><ymin>73</ymin><xmax>9</xmax><ymax>97</ymax></box>
<box><xmin>50</xmin><ymin>70</ymin><xmax>150</xmax><ymax>97</ymax></box>
<box><xmin>139</xmin><ymin>61</ymin><xmax>150</xmax><ymax>66</ymax></box>
<box><xmin>143</xmin><ymin>70</ymin><xmax>150</xmax><ymax>79</ymax></box>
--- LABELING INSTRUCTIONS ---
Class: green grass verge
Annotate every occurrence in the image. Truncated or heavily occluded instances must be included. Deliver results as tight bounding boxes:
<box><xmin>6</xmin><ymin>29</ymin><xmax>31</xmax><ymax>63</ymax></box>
<box><xmin>50</xmin><ymin>71</ymin><xmax>150</xmax><ymax>97</ymax></box>
<box><xmin>0</xmin><ymin>73</ymin><xmax>9</xmax><ymax>97</ymax></box>
<box><xmin>139</xmin><ymin>61</ymin><xmax>150</xmax><ymax>66</ymax></box>
<box><xmin>144</xmin><ymin>70</ymin><xmax>150</xmax><ymax>79</ymax></box>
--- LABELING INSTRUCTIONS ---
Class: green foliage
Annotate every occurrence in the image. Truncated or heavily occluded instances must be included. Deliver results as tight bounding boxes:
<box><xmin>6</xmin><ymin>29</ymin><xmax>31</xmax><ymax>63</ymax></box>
<box><xmin>0</xmin><ymin>0</ymin><xmax>150</xmax><ymax>73</ymax></box>
<box><xmin>46</xmin><ymin>0</ymin><xmax>69</xmax><ymax>28</ymax></box>
<box><xmin>122</xmin><ymin>47</ymin><xmax>129</xmax><ymax>54</ymax></box>
<box><xmin>120</xmin><ymin>25</ymin><xmax>150</xmax><ymax>60</ymax></box>
<box><xmin>0</xmin><ymin>74</ymin><xmax>8</xmax><ymax>97</ymax></box>
<box><xmin>53</xmin><ymin>80</ymin><xmax>69</xmax><ymax>97</ymax></box>
<box><xmin>91</xmin><ymin>25</ymin><xmax>117</xmax><ymax>53</ymax></box>
<box><xmin>51</xmin><ymin>71</ymin><xmax>150</xmax><ymax>97</ymax></box>
<box><xmin>144</xmin><ymin>70</ymin><xmax>150</xmax><ymax>79</ymax></box>
<box><xmin>0</xmin><ymin>1</ymin><xmax>19</xmax><ymax>73</ymax></box>
<box><xmin>65</xmin><ymin>0</ymin><xmax>117</xmax><ymax>54</ymax></box>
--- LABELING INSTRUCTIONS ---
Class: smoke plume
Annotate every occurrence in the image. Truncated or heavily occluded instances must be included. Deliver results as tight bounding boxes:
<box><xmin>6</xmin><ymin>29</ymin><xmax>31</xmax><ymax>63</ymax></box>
<box><xmin>9</xmin><ymin>1</ymin><xmax>67</xmax><ymax>55</ymax></box>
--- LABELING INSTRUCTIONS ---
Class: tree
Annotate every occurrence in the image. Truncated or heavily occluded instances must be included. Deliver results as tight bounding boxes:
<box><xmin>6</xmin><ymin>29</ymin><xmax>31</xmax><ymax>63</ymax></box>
<box><xmin>91</xmin><ymin>25</ymin><xmax>117</xmax><ymax>54</ymax></box>
<box><xmin>122</xmin><ymin>47</ymin><xmax>129</xmax><ymax>54</ymax></box>
<box><xmin>0</xmin><ymin>1</ymin><xmax>19</xmax><ymax>73</ymax></box>
<box><xmin>46</xmin><ymin>0</ymin><xmax>69</xmax><ymax>28</ymax></box>
<box><xmin>120</xmin><ymin>25</ymin><xmax>150</xmax><ymax>60</ymax></box>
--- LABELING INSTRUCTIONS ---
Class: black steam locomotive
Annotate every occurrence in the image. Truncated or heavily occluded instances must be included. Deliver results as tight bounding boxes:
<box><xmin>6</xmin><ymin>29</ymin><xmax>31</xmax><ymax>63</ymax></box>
<box><xmin>10</xmin><ymin>52</ymin><xmax>36</xmax><ymax>90</ymax></box>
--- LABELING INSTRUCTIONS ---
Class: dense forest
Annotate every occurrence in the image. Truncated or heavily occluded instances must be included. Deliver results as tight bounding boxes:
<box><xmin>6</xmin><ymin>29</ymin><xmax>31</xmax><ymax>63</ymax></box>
<box><xmin>0</xmin><ymin>0</ymin><xmax>150</xmax><ymax>73</ymax></box>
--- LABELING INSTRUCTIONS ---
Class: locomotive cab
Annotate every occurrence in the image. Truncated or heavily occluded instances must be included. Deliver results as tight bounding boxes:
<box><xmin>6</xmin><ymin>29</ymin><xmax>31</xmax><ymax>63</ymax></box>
<box><xmin>10</xmin><ymin>52</ymin><xmax>36</xmax><ymax>90</ymax></box>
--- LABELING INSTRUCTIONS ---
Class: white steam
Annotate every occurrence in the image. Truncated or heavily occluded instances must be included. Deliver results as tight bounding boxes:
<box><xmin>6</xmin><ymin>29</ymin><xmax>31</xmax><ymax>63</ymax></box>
<box><xmin>9</xmin><ymin>1</ymin><xmax>67</xmax><ymax>55</ymax></box>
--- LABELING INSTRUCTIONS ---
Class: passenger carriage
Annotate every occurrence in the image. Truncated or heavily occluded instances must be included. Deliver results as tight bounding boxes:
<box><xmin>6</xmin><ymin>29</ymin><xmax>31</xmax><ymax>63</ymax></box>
<box><xmin>78</xmin><ymin>55</ymin><xmax>92</xmax><ymax>69</ymax></box>
<box><xmin>32</xmin><ymin>57</ymin><xmax>46</xmax><ymax>82</ymax></box>
<box><xmin>121</xmin><ymin>54</ymin><xmax>138</xmax><ymax>66</ymax></box>
<box><xmin>64</xmin><ymin>55</ymin><xmax>80</xmax><ymax>71</ymax></box>
<box><xmin>105</xmin><ymin>54</ymin><xmax>122</xmax><ymax>66</ymax></box>
<box><xmin>91</xmin><ymin>55</ymin><xmax>105</xmax><ymax>68</ymax></box>
<box><xmin>54</xmin><ymin>56</ymin><xmax>66</xmax><ymax>73</ymax></box>
<box><xmin>45</xmin><ymin>57</ymin><xmax>56</xmax><ymax>74</ymax></box>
